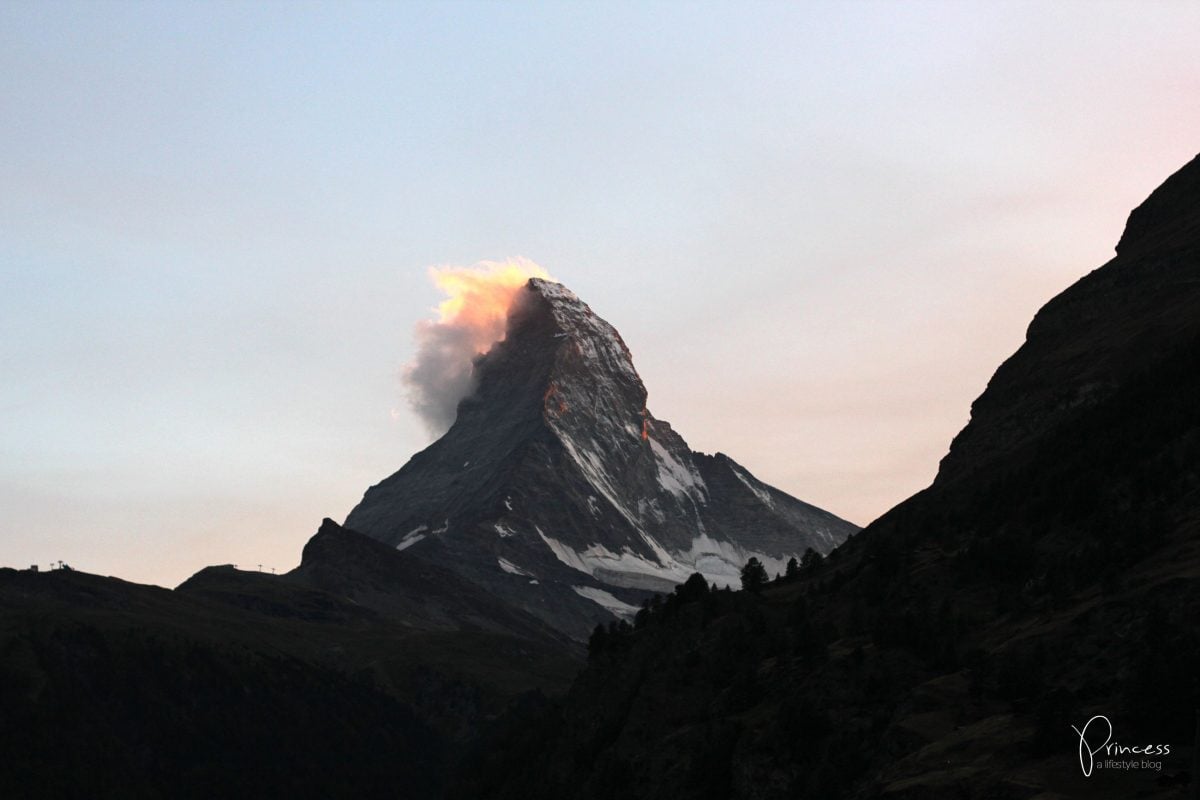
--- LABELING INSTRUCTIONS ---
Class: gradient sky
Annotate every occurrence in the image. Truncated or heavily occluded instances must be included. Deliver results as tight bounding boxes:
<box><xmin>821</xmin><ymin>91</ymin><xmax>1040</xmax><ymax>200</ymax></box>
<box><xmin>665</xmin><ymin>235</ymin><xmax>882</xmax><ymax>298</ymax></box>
<box><xmin>2</xmin><ymin>1</ymin><xmax>1198</xmax><ymax>587</ymax></box>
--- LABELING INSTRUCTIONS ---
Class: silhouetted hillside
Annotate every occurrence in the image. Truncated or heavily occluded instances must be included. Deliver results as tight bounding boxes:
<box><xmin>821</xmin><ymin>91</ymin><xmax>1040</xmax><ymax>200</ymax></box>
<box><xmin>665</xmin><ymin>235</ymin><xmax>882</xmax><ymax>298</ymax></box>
<box><xmin>458</xmin><ymin>155</ymin><xmax>1200</xmax><ymax>799</ymax></box>
<box><xmin>1</xmin><ymin>522</ymin><xmax>580</xmax><ymax>799</ymax></box>
<box><xmin>0</xmin><ymin>568</ymin><xmax>442</xmax><ymax>799</ymax></box>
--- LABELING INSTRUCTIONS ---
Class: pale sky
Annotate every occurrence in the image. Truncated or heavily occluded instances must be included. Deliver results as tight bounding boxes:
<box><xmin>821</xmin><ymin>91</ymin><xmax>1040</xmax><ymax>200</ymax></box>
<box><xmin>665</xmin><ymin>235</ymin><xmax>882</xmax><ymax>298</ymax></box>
<box><xmin>2</xmin><ymin>1</ymin><xmax>1198</xmax><ymax>586</ymax></box>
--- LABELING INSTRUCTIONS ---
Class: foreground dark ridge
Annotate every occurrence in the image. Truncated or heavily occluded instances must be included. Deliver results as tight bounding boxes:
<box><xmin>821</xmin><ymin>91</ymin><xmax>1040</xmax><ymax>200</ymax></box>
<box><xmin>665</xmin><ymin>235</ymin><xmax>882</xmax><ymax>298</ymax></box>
<box><xmin>458</xmin><ymin>154</ymin><xmax>1200</xmax><ymax>799</ymax></box>
<box><xmin>0</xmin><ymin>520</ymin><xmax>579</xmax><ymax>800</ymax></box>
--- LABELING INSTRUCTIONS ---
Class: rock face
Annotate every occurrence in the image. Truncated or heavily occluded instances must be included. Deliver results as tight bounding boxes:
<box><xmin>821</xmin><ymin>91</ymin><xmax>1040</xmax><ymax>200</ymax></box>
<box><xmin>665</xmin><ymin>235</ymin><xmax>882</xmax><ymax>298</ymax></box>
<box><xmin>345</xmin><ymin>278</ymin><xmax>857</xmax><ymax>639</ymax></box>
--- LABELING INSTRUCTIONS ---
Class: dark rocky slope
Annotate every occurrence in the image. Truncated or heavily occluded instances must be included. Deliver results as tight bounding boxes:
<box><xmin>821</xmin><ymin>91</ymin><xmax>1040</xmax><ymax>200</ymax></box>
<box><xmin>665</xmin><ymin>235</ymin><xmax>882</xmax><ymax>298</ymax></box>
<box><xmin>937</xmin><ymin>150</ymin><xmax>1200</xmax><ymax>490</ymax></box>
<box><xmin>0</xmin><ymin>567</ymin><xmax>439</xmax><ymax>799</ymax></box>
<box><xmin>0</xmin><ymin>520</ymin><xmax>579</xmax><ymax>799</ymax></box>
<box><xmin>460</xmin><ymin>155</ymin><xmax>1200</xmax><ymax>799</ymax></box>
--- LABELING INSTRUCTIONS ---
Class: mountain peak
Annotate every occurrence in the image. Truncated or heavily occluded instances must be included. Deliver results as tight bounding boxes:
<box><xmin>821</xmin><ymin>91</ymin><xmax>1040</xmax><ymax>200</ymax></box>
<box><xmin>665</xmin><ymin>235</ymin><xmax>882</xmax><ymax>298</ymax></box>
<box><xmin>513</xmin><ymin>278</ymin><xmax>646</xmax><ymax>431</ymax></box>
<box><xmin>526</xmin><ymin>275</ymin><xmax>578</xmax><ymax>305</ymax></box>
<box><xmin>517</xmin><ymin>277</ymin><xmax>644</xmax><ymax>393</ymax></box>
<box><xmin>345</xmin><ymin>276</ymin><xmax>858</xmax><ymax>638</ymax></box>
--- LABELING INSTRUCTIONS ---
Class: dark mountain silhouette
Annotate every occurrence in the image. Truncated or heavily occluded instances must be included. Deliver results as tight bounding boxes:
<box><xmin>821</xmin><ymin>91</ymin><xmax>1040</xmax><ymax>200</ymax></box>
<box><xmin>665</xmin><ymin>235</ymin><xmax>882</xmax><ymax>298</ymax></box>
<box><xmin>345</xmin><ymin>278</ymin><xmax>857</xmax><ymax>639</ymax></box>
<box><xmin>3</xmin><ymin>153</ymin><xmax>1197</xmax><ymax>799</ymax></box>
<box><xmin>0</xmin><ymin>520</ymin><xmax>578</xmax><ymax>799</ymax></box>
<box><xmin>458</xmin><ymin>154</ymin><xmax>1200</xmax><ymax>799</ymax></box>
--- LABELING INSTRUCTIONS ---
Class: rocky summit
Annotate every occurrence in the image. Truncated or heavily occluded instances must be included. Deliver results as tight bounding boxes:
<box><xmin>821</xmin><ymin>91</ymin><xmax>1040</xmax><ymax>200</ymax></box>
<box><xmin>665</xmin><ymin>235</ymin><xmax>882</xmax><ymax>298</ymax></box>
<box><xmin>345</xmin><ymin>278</ymin><xmax>858</xmax><ymax>639</ymax></box>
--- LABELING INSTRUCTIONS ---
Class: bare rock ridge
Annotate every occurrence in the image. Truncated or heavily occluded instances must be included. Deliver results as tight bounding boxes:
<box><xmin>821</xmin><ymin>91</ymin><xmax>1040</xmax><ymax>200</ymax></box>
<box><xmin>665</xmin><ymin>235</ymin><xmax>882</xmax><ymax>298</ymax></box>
<box><xmin>345</xmin><ymin>278</ymin><xmax>858</xmax><ymax>639</ymax></box>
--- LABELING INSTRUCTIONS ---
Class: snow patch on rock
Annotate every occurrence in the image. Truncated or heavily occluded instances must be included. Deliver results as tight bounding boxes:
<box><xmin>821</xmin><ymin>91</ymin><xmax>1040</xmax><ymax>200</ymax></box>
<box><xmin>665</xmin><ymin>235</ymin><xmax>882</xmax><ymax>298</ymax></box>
<box><xmin>730</xmin><ymin>464</ymin><xmax>775</xmax><ymax>509</ymax></box>
<box><xmin>648</xmin><ymin>437</ymin><xmax>707</xmax><ymax>503</ymax></box>
<box><xmin>557</xmin><ymin>434</ymin><xmax>641</xmax><ymax>528</ymax></box>
<box><xmin>538</xmin><ymin>527</ymin><xmax>681</xmax><ymax>582</ymax></box>
<box><xmin>396</xmin><ymin>532</ymin><xmax>426</xmax><ymax>551</ymax></box>
<box><xmin>497</xmin><ymin>557</ymin><xmax>533</xmax><ymax>577</ymax></box>
<box><xmin>536</xmin><ymin>526</ymin><xmax>592</xmax><ymax>575</ymax></box>
<box><xmin>572</xmin><ymin>585</ymin><xmax>639</xmax><ymax>618</ymax></box>
<box><xmin>675</xmin><ymin>533</ymin><xmax>796</xmax><ymax>588</ymax></box>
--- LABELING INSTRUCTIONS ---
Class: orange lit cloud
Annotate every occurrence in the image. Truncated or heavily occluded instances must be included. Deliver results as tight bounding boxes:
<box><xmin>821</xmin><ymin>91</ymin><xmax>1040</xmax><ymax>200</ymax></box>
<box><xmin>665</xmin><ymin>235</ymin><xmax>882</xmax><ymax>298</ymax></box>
<box><xmin>404</xmin><ymin>258</ymin><xmax>551</xmax><ymax>434</ymax></box>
